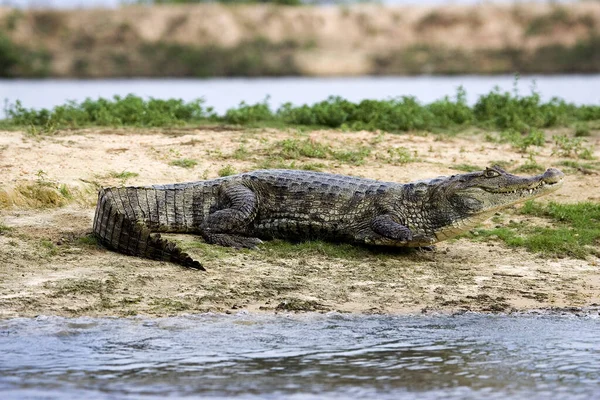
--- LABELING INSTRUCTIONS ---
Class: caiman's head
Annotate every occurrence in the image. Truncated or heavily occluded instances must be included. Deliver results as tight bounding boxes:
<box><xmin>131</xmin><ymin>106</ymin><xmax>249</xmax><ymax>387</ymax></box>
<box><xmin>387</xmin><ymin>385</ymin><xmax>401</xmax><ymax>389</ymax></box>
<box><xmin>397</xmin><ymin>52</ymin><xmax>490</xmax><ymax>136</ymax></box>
<box><xmin>445</xmin><ymin>166</ymin><xmax>564</xmax><ymax>215</ymax></box>
<box><xmin>411</xmin><ymin>166</ymin><xmax>564</xmax><ymax>243</ymax></box>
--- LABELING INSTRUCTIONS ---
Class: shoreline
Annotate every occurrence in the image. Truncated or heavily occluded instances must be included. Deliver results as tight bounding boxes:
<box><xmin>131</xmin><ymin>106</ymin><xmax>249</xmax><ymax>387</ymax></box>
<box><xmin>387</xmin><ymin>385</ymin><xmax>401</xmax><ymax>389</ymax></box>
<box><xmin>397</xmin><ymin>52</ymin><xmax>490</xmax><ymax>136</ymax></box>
<box><xmin>0</xmin><ymin>126</ymin><xmax>598</xmax><ymax>319</ymax></box>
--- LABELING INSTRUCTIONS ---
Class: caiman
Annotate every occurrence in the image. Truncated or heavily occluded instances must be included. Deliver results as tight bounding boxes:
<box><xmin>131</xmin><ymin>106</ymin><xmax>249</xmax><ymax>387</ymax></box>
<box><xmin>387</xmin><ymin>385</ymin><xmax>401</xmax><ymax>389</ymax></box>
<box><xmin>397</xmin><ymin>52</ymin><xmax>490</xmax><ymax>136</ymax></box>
<box><xmin>92</xmin><ymin>166</ymin><xmax>564</xmax><ymax>270</ymax></box>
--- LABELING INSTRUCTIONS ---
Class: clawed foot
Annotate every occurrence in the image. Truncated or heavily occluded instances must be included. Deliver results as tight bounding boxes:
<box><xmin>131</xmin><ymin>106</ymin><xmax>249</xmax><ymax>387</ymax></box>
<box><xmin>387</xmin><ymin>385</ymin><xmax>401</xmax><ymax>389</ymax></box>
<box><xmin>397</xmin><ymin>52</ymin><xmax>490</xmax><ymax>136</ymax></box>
<box><xmin>202</xmin><ymin>233</ymin><xmax>263</xmax><ymax>249</ymax></box>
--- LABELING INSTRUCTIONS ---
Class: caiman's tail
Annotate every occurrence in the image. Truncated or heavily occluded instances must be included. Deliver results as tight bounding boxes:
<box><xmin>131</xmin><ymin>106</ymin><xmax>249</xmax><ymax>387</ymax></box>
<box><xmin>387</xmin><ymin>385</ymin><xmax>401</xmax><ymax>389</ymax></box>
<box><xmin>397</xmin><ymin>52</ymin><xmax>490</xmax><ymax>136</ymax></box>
<box><xmin>92</xmin><ymin>186</ymin><xmax>205</xmax><ymax>271</ymax></box>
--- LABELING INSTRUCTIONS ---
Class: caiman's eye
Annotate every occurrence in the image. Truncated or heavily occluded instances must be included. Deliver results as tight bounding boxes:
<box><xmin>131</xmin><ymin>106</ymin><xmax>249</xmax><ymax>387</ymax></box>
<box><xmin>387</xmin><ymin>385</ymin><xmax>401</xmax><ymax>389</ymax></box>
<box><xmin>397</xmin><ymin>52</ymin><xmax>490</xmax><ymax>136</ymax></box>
<box><xmin>483</xmin><ymin>168</ymin><xmax>500</xmax><ymax>178</ymax></box>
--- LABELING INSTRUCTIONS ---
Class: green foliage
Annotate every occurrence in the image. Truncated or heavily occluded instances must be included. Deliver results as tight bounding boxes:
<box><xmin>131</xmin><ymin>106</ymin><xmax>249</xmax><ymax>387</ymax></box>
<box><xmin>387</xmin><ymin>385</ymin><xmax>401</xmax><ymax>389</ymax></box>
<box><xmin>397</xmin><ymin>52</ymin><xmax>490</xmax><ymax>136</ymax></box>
<box><xmin>5</xmin><ymin>86</ymin><xmax>600</xmax><ymax>135</ymax></box>
<box><xmin>474</xmin><ymin>86</ymin><xmax>571</xmax><ymax>131</ymax></box>
<box><xmin>471</xmin><ymin>201</ymin><xmax>600</xmax><ymax>259</ymax></box>
<box><xmin>6</xmin><ymin>95</ymin><xmax>210</xmax><ymax>128</ymax></box>
<box><xmin>224</xmin><ymin>100</ymin><xmax>274</xmax><ymax>125</ymax></box>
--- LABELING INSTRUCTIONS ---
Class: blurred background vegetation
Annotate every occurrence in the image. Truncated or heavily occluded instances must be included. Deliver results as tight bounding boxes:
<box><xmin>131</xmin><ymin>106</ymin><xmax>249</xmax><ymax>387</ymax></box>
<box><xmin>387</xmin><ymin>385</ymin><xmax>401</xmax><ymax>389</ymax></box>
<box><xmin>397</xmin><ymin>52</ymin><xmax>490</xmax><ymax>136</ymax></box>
<box><xmin>1</xmin><ymin>0</ymin><xmax>599</xmax><ymax>78</ymax></box>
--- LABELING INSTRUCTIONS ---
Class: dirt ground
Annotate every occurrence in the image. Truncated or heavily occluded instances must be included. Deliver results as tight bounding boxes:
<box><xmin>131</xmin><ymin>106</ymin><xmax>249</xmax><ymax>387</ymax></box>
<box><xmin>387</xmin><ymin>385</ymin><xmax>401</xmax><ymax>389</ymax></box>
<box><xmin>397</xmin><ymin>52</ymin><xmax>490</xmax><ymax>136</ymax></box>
<box><xmin>0</xmin><ymin>126</ymin><xmax>599</xmax><ymax>318</ymax></box>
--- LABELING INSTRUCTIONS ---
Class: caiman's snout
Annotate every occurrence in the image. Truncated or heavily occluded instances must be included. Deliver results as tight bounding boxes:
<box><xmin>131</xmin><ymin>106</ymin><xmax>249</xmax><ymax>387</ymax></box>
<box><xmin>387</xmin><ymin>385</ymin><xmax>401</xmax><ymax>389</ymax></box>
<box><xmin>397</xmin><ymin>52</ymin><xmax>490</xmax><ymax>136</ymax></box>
<box><xmin>542</xmin><ymin>168</ymin><xmax>565</xmax><ymax>185</ymax></box>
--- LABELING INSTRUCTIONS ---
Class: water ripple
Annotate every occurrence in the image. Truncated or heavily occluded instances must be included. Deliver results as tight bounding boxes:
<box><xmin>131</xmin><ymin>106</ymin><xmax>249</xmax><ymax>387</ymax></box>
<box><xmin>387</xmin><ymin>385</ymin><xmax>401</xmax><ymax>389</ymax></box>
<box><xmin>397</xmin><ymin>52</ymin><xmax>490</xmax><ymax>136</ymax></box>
<box><xmin>0</xmin><ymin>313</ymin><xmax>599</xmax><ymax>399</ymax></box>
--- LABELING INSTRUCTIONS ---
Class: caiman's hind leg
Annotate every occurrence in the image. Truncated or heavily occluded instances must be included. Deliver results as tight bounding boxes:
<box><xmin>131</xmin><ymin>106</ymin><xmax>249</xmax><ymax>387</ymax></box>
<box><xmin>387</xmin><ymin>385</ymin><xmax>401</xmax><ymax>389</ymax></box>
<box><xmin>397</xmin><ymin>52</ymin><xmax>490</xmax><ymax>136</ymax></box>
<box><xmin>200</xmin><ymin>184</ymin><xmax>263</xmax><ymax>249</ymax></box>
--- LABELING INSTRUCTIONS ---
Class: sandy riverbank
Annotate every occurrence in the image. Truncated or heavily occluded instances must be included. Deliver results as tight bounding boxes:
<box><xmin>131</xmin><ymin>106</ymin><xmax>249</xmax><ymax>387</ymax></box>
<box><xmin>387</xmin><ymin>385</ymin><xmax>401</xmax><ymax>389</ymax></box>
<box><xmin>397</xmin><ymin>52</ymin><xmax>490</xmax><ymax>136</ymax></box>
<box><xmin>0</xmin><ymin>126</ymin><xmax>599</xmax><ymax>318</ymax></box>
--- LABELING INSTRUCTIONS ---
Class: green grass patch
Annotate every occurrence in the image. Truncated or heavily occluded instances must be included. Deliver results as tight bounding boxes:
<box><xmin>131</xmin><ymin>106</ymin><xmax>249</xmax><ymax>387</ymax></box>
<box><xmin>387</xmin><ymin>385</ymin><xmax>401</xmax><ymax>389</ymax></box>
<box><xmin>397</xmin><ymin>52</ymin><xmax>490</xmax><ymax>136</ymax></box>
<box><xmin>170</xmin><ymin>158</ymin><xmax>198</xmax><ymax>169</ymax></box>
<box><xmin>0</xmin><ymin>221</ymin><xmax>12</xmax><ymax>234</ymax></box>
<box><xmin>275</xmin><ymin>138</ymin><xmax>331</xmax><ymax>159</ymax></box>
<box><xmin>254</xmin><ymin>159</ymin><xmax>326</xmax><ymax>171</ymax></box>
<box><xmin>40</xmin><ymin>239</ymin><xmax>58</xmax><ymax>256</ymax></box>
<box><xmin>108</xmin><ymin>170</ymin><xmax>139</xmax><ymax>180</ymax></box>
<box><xmin>470</xmin><ymin>201</ymin><xmax>600</xmax><ymax>259</ymax></box>
<box><xmin>557</xmin><ymin>160</ymin><xmax>600</xmax><ymax>172</ymax></box>
<box><xmin>270</xmin><ymin>138</ymin><xmax>371</xmax><ymax>166</ymax></box>
<box><xmin>77</xmin><ymin>234</ymin><xmax>99</xmax><ymax>247</ymax></box>
<box><xmin>261</xmin><ymin>239</ymin><xmax>387</xmax><ymax>261</ymax></box>
<box><xmin>218</xmin><ymin>164</ymin><xmax>237</xmax><ymax>177</ymax></box>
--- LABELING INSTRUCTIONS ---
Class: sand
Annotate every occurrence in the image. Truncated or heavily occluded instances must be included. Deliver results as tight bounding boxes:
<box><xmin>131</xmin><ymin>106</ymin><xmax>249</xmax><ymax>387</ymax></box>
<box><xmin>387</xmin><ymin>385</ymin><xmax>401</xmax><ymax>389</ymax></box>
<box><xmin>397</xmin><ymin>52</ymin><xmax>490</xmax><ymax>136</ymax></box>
<box><xmin>0</xmin><ymin>126</ymin><xmax>598</xmax><ymax>318</ymax></box>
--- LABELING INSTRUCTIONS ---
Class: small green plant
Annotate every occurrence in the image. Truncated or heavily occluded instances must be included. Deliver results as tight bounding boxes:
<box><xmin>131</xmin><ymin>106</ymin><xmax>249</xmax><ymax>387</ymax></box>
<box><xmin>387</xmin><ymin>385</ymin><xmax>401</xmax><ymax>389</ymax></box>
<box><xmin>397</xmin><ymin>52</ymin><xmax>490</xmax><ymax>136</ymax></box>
<box><xmin>232</xmin><ymin>144</ymin><xmax>251</xmax><ymax>160</ymax></box>
<box><xmin>514</xmin><ymin>155</ymin><xmax>544</xmax><ymax>173</ymax></box>
<box><xmin>109</xmin><ymin>170</ymin><xmax>139</xmax><ymax>180</ymax></box>
<box><xmin>332</xmin><ymin>147</ymin><xmax>371</xmax><ymax>165</ymax></box>
<box><xmin>58</xmin><ymin>184</ymin><xmax>73</xmax><ymax>199</ymax></box>
<box><xmin>275</xmin><ymin>138</ymin><xmax>331</xmax><ymax>160</ymax></box>
<box><xmin>218</xmin><ymin>165</ymin><xmax>237</xmax><ymax>177</ymax></box>
<box><xmin>170</xmin><ymin>158</ymin><xmax>198</xmax><ymax>169</ymax></box>
<box><xmin>552</xmin><ymin>135</ymin><xmax>595</xmax><ymax>159</ymax></box>
<box><xmin>78</xmin><ymin>234</ymin><xmax>98</xmax><ymax>247</ymax></box>
<box><xmin>40</xmin><ymin>239</ymin><xmax>58</xmax><ymax>256</ymax></box>
<box><xmin>500</xmin><ymin>128</ymin><xmax>545</xmax><ymax>152</ymax></box>
<box><xmin>224</xmin><ymin>100</ymin><xmax>274</xmax><ymax>125</ymax></box>
<box><xmin>574</xmin><ymin>123</ymin><xmax>591</xmax><ymax>137</ymax></box>
<box><xmin>383</xmin><ymin>147</ymin><xmax>417</xmax><ymax>165</ymax></box>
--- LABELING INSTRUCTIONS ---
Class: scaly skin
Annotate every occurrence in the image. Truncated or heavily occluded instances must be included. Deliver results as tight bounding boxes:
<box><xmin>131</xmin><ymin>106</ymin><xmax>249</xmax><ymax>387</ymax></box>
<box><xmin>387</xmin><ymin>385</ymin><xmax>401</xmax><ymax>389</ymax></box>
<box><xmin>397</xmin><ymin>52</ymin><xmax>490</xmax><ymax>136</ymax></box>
<box><xmin>93</xmin><ymin>166</ymin><xmax>564</xmax><ymax>270</ymax></box>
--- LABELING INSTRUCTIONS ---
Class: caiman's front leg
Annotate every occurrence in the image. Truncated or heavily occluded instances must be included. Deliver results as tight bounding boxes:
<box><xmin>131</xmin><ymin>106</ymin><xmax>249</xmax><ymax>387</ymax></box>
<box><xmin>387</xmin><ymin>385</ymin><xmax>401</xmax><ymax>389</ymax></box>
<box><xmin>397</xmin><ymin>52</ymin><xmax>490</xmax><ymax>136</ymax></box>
<box><xmin>371</xmin><ymin>214</ymin><xmax>413</xmax><ymax>242</ymax></box>
<box><xmin>357</xmin><ymin>214</ymin><xmax>413</xmax><ymax>246</ymax></box>
<box><xmin>201</xmin><ymin>184</ymin><xmax>263</xmax><ymax>249</ymax></box>
<box><xmin>364</xmin><ymin>214</ymin><xmax>436</xmax><ymax>247</ymax></box>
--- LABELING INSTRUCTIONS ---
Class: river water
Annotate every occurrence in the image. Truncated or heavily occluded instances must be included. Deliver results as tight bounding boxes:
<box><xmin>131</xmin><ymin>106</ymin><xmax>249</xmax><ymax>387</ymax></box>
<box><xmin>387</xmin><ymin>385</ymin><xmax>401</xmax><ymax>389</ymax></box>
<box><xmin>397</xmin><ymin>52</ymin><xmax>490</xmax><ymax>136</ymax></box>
<box><xmin>1</xmin><ymin>312</ymin><xmax>599</xmax><ymax>399</ymax></box>
<box><xmin>1</xmin><ymin>75</ymin><xmax>599</xmax><ymax>118</ymax></box>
